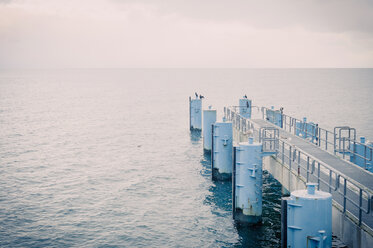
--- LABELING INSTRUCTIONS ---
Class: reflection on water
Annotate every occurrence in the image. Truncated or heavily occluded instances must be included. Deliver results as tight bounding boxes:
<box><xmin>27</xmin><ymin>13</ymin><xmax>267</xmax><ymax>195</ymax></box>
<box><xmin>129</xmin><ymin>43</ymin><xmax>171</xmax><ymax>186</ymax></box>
<box><xmin>190</xmin><ymin>129</ymin><xmax>202</xmax><ymax>143</ymax></box>
<box><xmin>200</xmin><ymin>151</ymin><xmax>212</xmax><ymax>178</ymax></box>
<box><xmin>206</xmin><ymin>181</ymin><xmax>232</xmax><ymax>214</ymax></box>
<box><xmin>233</xmin><ymin>171</ymin><xmax>282</xmax><ymax>247</ymax></box>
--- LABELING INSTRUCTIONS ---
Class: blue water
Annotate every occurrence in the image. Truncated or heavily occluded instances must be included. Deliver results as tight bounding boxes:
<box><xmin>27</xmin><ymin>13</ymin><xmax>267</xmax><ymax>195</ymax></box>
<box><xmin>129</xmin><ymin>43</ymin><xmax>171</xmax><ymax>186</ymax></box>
<box><xmin>0</xmin><ymin>69</ymin><xmax>372</xmax><ymax>247</ymax></box>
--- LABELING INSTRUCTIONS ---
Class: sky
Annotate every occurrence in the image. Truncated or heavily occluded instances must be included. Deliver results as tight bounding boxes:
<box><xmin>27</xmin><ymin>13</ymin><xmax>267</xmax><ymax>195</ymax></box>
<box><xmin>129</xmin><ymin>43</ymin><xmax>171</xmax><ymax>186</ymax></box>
<box><xmin>0</xmin><ymin>0</ymin><xmax>373</xmax><ymax>68</ymax></box>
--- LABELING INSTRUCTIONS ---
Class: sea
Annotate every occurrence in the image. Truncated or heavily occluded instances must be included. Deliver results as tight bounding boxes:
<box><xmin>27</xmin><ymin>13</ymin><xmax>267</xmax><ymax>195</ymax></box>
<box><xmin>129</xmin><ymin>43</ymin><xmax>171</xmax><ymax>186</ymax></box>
<box><xmin>1</xmin><ymin>68</ymin><xmax>372</xmax><ymax>247</ymax></box>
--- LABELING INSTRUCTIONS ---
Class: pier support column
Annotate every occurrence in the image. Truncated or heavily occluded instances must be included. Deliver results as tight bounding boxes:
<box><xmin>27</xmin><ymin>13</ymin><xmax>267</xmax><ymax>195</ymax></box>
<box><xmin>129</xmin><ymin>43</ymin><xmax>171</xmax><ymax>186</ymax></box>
<box><xmin>239</xmin><ymin>98</ymin><xmax>252</xmax><ymax>119</ymax></box>
<box><xmin>212</xmin><ymin>120</ymin><xmax>233</xmax><ymax>181</ymax></box>
<box><xmin>281</xmin><ymin>183</ymin><xmax>332</xmax><ymax>248</ymax></box>
<box><xmin>189</xmin><ymin>96</ymin><xmax>202</xmax><ymax>130</ymax></box>
<box><xmin>233</xmin><ymin>138</ymin><xmax>263</xmax><ymax>224</ymax></box>
<box><xmin>203</xmin><ymin>107</ymin><xmax>216</xmax><ymax>152</ymax></box>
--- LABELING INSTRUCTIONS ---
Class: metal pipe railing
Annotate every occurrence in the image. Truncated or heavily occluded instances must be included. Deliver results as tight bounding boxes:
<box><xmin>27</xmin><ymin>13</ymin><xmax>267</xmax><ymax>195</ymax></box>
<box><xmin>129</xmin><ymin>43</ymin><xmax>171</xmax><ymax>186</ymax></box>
<box><xmin>226</xmin><ymin>106</ymin><xmax>373</xmax><ymax>227</ymax></box>
<box><xmin>261</xmin><ymin>107</ymin><xmax>372</xmax><ymax>170</ymax></box>
<box><xmin>276</xmin><ymin>138</ymin><xmax>372</xmax><ymax>227</ymax></box>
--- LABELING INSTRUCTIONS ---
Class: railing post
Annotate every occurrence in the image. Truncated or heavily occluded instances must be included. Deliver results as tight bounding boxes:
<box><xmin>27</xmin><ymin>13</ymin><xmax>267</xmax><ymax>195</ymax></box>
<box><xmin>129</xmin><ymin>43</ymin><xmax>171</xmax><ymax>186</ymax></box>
<box><xmin>334</xmin><ymin>130</ymin><xmax>337</xmax><ymax>155</ymax></box>
<box><xmin>339</xmin><ymin>129</ymin><xmax>342</xmax><ymax>152</ymax></box>
<box><xmin>317</xmin><ymin>162</ymin><xmax>320</xmax><ymax>190</ymax></box>
<box><xmin>289</xmin><ymin>146</ymin><xmax>292</xmax><ymax>171</ymax></box>
<box><xmin>297</xmin><ymin>150</ymin><xmax>301</xmax><ymax>176</ymax></box>
<box><xmin>282</xmin><ymin>142</ymin><xmax>285</xmax><ymax>164</ymax></box>
<box><xmin>343</xmin><ymin>178</ymin><xmax>347</xmax><ymax>213</ymax></box>
<box><xmin>364</xmin><ymin>145</ymin><xmax>367</xmax><ymax>170</ymax></box>
<box><xmin>306</xmin><ymin>157</ymin><xmax>310</xmax><ymax>182</ymax></box>
<box><xmin>270</xmin><ymin>133</ymin><xmax>273</xmax><ymax>151</ymax></box>
<box><xmin>318</xmin><ymin>126</ymin><xmax>321</xmax><ymax>147</ymax></box>
<box><xmin>359</xmin><ymin>189</ymin><xmax>363</xmax><ymax>226</ymax></box>
<box><xmin>328</xmin><ymin>171</ymin><xmax>332</xmax><ymax>193</ymax></box>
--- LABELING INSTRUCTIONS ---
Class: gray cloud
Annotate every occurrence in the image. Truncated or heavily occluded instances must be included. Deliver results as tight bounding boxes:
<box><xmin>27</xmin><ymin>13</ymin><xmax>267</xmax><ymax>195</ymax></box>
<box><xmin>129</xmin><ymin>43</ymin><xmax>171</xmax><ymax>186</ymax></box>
<box><xmin>115</xmin><ymin>0</ymin><xmax>373</xmax><ymax>33</ymax></box>
<box><xmin>0</xmin><ymin>0</ymin><xmax>372</xmax><ymax>68</ymax></box>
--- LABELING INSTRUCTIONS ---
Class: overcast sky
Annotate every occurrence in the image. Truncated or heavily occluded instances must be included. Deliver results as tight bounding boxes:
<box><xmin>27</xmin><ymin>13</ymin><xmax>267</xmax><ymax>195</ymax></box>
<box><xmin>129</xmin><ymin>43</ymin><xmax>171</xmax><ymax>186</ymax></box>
<box><xmin>1</xmin><ymin>0</ymin><xmax>373</xmax><ymax>68</ymax></box>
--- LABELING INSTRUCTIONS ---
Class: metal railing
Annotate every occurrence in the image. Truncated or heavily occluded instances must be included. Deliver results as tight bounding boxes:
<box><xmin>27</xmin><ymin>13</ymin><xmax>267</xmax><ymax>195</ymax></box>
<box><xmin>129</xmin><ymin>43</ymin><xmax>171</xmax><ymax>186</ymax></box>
<box><xmin>263</xmin><ymin>107</ymin><xmax>331</xmax><ymax>148</ymax></box>
<box><xmin>275</xmin><ymin>138</ymin><xmax>372</xmax><ymax>227</ymax></box>
<box><xmin>261</xmin><ymin>107</ymin><xmax>373</xmax><ymax>170</ymax></box>
<box><xmin>338</xmin><ymin>137</ymin><xmax>373</xmax><ymax>170</ymax></box>
<box><xmin>225</xmin><ymin>106</ymin><xmax>373</xmax><ymax>227</ymax></box>
<box><xmin>334</xmin><ymin>126</ymin><xmax>356</xmax><ymax>154</ymax></box>
<box><xmin>259</xmin><ymin>127</ymin><xmax>279</xmax><ymax>153</ymax></box>
<box><xmin>225</xmin><ymin>107</ymin><xmax>255</xmax><ymax>136</ymax></box>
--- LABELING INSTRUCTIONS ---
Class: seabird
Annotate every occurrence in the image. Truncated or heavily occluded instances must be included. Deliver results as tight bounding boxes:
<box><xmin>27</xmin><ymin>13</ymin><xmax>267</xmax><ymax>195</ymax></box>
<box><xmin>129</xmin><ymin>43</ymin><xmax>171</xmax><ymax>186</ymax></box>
<box><xmin>244</xmin><ymin>94</ymin><xmax>247</xmax><ymax>99</ymax></box>
<box><xmin>195</xmin><ymin>92</ymin><xmax>198</xmax><ymax>98</ymax></box>
<box><xmin>199</xmin><ymin>95</ymin><xmax>204</xmax><ymax>99</ymax></box>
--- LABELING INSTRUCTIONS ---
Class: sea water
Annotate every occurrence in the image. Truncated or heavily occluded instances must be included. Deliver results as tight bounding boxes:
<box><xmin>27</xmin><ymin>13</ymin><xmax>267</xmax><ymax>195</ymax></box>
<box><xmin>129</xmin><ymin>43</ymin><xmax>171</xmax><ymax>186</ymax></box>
<box><xmin>1</xmin><ymin>69</ymin><xmax>372</xmax><ymax>247</ymax></box>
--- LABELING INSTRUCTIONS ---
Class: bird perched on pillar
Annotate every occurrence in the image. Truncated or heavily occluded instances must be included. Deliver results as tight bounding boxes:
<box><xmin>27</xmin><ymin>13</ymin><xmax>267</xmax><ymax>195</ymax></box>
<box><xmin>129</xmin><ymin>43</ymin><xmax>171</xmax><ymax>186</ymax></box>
<box><xmin>244</xmin><ymin>94</ymin><xmax>247</xmax><ymax>99</ymax></box>
<box><xmin>195</xmin><ymin>92</ymin><xmax>198</xmax><ymax>98</ymax></box>
<box><xmin>199</xmin><ymin>95</ymin><xmax>204</xmax><ymax>99</ymax></box>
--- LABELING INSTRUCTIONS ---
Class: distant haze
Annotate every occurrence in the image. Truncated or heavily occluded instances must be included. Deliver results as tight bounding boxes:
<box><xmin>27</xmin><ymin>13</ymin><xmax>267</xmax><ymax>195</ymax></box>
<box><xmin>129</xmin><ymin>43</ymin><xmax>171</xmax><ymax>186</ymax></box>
<box><xmin>1</xmin><ymin>0</ymin><xmax>373</xmax><ymax>68</ymax></box>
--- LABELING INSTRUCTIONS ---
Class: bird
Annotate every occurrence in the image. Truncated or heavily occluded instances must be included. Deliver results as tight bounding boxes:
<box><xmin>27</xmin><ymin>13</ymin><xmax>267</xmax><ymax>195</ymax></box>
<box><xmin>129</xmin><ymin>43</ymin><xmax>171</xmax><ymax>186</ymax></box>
<box><xmin>199</xmin><ymin>95</ymin><xmax>204</xmax><ymax>99</ymax></box>
<box><xmin>244</xmin><ymin>94</ymin><xmax>247</xmax><ymax>99</ymax></box>
<box><xmin>195</xmin><ymin>92</ymin><xmax>198</xmax><ymax>98</ymax></box>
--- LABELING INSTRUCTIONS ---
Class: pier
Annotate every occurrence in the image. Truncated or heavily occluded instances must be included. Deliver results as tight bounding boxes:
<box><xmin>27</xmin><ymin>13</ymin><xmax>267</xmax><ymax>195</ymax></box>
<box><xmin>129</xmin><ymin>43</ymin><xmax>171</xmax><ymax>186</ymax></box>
<box><xmin>190</xmin><ymin>95</ymin><xmax>373</xmax><ymax>247</ymax></box>
<box><xmin>225</xmin><ymin>105</ymin><xmax>373</xmax><ymax>247</ymax></box>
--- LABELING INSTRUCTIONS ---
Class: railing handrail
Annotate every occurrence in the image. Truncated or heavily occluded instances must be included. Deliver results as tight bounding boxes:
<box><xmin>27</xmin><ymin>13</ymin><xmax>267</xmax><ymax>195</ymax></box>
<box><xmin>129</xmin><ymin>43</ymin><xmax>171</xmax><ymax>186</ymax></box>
<box><xmin>276</xmin><ymin>138</ymin><xmax>372</xmax><ymax>227</ymax></box>
<box><xmin>225</xmin><ymin>106</ymin><xmax>372</xmax><ymax>226</ymax></box>
<box><xmin>261</xmin><ymin>106</ymin><xmax>373</xmax><ymax>167</ymax></box>
<box><xmin>281</xmin><ymin>137</ymin><xmax>373</xmax><ymax>196</ymax></box>
<box><xmin>227</xmin><ymin>106</ymin><xmax>373</xmax><ymax>195</ymax></box>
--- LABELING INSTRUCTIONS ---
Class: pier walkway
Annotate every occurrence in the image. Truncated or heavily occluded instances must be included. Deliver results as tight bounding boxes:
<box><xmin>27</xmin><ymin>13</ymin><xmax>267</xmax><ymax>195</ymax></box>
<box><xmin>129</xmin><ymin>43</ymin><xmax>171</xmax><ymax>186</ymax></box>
<box><xmin>225</xmin><ymin>107</ymin><xmax>373</xmax><ymax>233</ymax></box>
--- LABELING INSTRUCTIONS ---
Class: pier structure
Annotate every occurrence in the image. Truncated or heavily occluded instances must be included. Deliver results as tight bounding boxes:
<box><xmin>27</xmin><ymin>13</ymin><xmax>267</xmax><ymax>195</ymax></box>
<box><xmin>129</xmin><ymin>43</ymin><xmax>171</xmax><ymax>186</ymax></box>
<box><xmin>225</xmin><ymin>104</ymin><xmax>373</xmax><ymax>248</ymax></box>
<box><xmin>282</xmin><ymin>183</ymin><xmax>332</xmax><ymax>248</ymax></box>
<box><xmin>239</xmin><ymin>98</ymin><xmax>252</xmax><ymax>118</ymax></box>
<box><xmin>211</xmin><ymin>119</ymin><xmax>233</xmax><ymax>181</ymax></box>
<box><xmin>203</xmin><ymin>107</ymin><xmax>216</xmax><ymax>151</ymax></box>
<box><xmin>232</xmin><ymin>131</ymin><xmax>277</xmax><ymax>224</ymax></box>
<box><xmin>233</xmin><ymin>138</ymin><xmax>264</xmax><ymax>224</ymax></box>
<box><xmin>189</xmin><ymin>96</ymin><xmax>202</xmax><ymax>130</ymax></box>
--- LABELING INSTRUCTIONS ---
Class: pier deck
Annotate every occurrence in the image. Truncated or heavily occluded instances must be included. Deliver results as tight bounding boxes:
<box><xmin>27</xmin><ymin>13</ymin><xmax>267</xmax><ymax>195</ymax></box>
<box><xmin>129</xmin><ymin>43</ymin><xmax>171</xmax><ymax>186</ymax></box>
<box><xmin>249</xmin><ymin>118</ymin><xmax>373</xmax><ymax>231</ymax></box>
<box><xmin>218</xmin><ymin>102</ymin><xmax>373</xmax><ymax>246</ymax></box>
<box><xmin>225</xmin><ymin>106</ymin><xmax>373</xmax><ymax>233</ymax></box>
<box><xmin>252</xmin><ymin>118</ymin><xmax>373</xmax><ymax>190</ymax></box>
